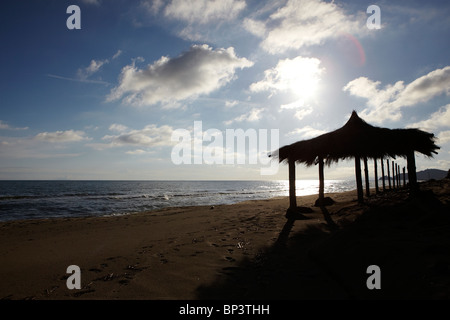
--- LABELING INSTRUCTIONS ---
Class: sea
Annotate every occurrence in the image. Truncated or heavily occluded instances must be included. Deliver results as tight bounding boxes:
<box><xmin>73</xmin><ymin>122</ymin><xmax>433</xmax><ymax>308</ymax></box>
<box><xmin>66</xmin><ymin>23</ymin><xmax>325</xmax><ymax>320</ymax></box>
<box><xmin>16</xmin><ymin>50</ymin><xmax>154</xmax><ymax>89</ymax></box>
<box><xmin>0</xmin><ymin>180</ymin><xmax>357</xmax><ymax>222</ymax></box>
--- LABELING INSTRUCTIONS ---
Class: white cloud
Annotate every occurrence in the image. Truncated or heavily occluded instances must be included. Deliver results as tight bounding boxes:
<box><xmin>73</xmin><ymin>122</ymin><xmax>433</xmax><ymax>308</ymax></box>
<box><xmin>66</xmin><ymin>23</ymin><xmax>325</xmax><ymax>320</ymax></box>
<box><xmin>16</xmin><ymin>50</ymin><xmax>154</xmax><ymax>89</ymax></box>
<box><xmin>280</xmin><ymin>99</ymin><xmax>305</xmax><ymax>110</ymax></box>
<box><xmin>141</xmin><ymin>0</ymin><xmax>246</xmax><ymax>40</ymax></box>
<box><xmin>408</xmin><ymin>104</ymin><xmax>450</xmax><ymax>131</ymax></box>
<box><xmin>250</xmin><ymin>56</ymin><xmax>324</xmax><ymax>100</ymax></box>
<box><xmin>164</xmin><ymin>0</ymin><xmax>246</xmax><ymax>24</ymax></box>
<box><xmin>125</xmin><ymin>149</ymin><xmax>153</xmax><ymax>155</ymax></box>
<box><xmin>438</xmin><ymin>131</ymin><xmax>450</xmax><ymax>144</ymax></box>
<box><xmin>1</xmin><ymin>130</ymin><xmax>87</xmax><ymax>160</ymax></box>
<box><xmin>50</xmin><ymin>50</ymin><xmax>121</xmax><ymax>85</ymax></box>
<box><xmin>81</xmin><ymin>0</ymin><xmax>101</xmax><ymax>5</ymax></box>
<box><xmin>343</xmin><ymin>77</ymin><xmax>405</xmax><ymax>122</ymax></box>
<box><xmin>78</xmin><ymin>50</ymin><xmax>123</xmax><ymax>79</ymax></box>
<box><xmin>141</xmin><ymin>0</ymin><xmax>165</xmax><ymax>15</ymax></box>
<box><xmin>286</xmin><ymin>126</ymin><xmax>327</xmax><ymax>140</ymax></box>
<box><xmin>91</xmin><ymin>124</ymin><xmax>174</xmax><ymax>150</ymax></box>
<box><xmin>0</xmin><ymin>120</ymin><xmax>28</xmax><ymax>131</ymax></box>
<box><xmin>225</xmin><ymin>100</ymin><xmax>238</xmax><ymax>108</ymax></box>
<box><xmin>392</xmin><ymin>66</ymin><xmax>450</xmax><ymax>108</ymax></box>
<box><xmin>224</xmin><ymin>108</ymin><xmax>264</xmax><ymax>126</ymax></box>
<box><xmin>109</xmin><ymin>124</ymin><xmax>129</xmax><ymax>132</ymax></box>
<box><xmin>77</xmin><ymin>59</ymin><xmax>109</xmax><ymax>80</ymax></box>
<box><xmin>34</xmin><ymin>130</ymin><xmax>89</xmax><ymax>143</ymax></box>
<box><xmin>243</xmin><ymin>18</ymin><xmax>266</xmax><ymax>38</ymax></box>
<box><xmin>280</xmin><ymin>103</ymin><xmax>315</xmax><ymax>122</ymax></box>
<box><xmin>294</xmin><ymin>107</ymin><xmax>313</xmax><ymax>120</ymax></box>
<box><xmin>107</xmin><ymin>44</ymin><xmax>253</xmax><ymax>107</ymax></box>
<box><xmin>343</xmin><ymin>66</ymin><xmax>450</xmax><ymax>124</ymax></box>
<box><xmin>246</xmin><ymin>0</ymin><xmax>364</xmax><ymax>54</ymax></box>
<box><xmin>112</xmin><ymin>50</ymin><xmax>122</xmax><ymax>60</ymax></box>
<box><xmin>0</xmin><ymin>120</ymin><xmax>11</xmax><ymax>130</ymax></box>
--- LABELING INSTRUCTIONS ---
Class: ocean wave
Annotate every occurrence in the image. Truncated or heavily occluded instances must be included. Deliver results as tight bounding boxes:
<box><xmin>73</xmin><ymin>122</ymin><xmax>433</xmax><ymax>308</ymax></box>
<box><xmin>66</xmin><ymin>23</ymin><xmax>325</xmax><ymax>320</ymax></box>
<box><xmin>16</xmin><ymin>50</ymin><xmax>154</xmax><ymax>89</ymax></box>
<box><xmin>0</xmin><ymin>180</ymin><xmax>354</xmax><ymax>222</ymax></box>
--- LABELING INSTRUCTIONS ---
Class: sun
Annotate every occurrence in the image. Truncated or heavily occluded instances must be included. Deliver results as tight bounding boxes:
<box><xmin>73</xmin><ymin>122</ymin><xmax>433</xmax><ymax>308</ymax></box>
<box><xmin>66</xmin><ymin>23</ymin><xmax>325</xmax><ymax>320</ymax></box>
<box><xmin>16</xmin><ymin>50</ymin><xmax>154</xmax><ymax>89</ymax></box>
<box><xmin>277</xmin><ymin>56</ymin><xmax>323</xmax><ymax>101</ymax></box>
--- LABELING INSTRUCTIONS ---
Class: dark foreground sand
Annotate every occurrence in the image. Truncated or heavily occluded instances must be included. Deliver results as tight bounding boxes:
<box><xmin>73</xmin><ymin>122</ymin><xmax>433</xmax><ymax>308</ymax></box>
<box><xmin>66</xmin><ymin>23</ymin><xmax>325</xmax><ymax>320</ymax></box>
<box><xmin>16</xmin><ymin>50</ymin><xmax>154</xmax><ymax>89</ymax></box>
<box><xmin>1</xmin><ymin>179</ymin><xmax>449</xmax><ymax>300</ymax></box>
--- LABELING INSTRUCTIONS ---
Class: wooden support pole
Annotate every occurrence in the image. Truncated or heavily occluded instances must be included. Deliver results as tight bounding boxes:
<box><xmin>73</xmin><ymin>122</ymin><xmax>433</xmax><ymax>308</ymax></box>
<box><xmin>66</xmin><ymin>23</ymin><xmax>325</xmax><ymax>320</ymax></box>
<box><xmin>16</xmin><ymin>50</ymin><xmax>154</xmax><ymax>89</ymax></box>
<box><xmin>374</xmin><ymin>158</ymin><xmax>379</xmax><ymax>194</ymax></box>
<box><xmin>387</xmin><ymin>159</ymin><xmax>391</xmax><ymax>190</ymax></box>
<box><xmin>318</xmin><ymin>156</ymin><xmax>324</xmax><ymax>203</ymax></box>
<box><xmin>407</xmin><ymin>151</ymin><xmax>418</xmax><ymax>192</ymax></box>
<box><xmin>394</xmin><ymin>164</ymin><xmax>397</xmax><ymax>188</ymax></box>
<box><xmin>403</xmin><ymin>167</ymin><xmax>406</xmax><ymax>187</ymax></box>
<box><xmin>381</xmin><ymin>158</ymin><xmax>386</xmax><ymax>191</ymax></box>
<box><xmin>392</xmin><ymin>161</ymin><xmax>396</xmax><ymax>189</ymax></box>
<box><xmin>395</xmin><ymin>163</ymin><xmax>398</xmax><ymax>188</ymax></box>
<box><xmin>288</xmin><ymin>159</ymin><xmax>297</xmax><ymax>209</ymax></box>
<box><xmin>394</xmin><ymin>163</ymin><xmax>397</xmax><ymax>188</ymax></box>
<box><xmin>395</xmin><ymin>163</ymin><xmax>400</xmax><ymax>188</ymax></box>
<box><xmin>355</xmin><ymin>156</ymin><xmax>364</xmax><ymax>204</ymax></box>
<box><xmin>363</xmin><ymin>157</ymin><xmax>370</xmax><ymax>197</ymax></box>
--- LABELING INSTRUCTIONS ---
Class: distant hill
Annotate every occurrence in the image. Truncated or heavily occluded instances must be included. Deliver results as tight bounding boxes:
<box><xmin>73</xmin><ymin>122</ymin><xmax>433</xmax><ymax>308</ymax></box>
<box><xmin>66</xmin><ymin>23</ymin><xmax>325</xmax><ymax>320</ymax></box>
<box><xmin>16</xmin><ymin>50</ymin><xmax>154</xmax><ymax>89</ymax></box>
<box><xmin>379</xmin><ymin>168</ymin><xmax>448</xmax><ymax>181</ymax></box>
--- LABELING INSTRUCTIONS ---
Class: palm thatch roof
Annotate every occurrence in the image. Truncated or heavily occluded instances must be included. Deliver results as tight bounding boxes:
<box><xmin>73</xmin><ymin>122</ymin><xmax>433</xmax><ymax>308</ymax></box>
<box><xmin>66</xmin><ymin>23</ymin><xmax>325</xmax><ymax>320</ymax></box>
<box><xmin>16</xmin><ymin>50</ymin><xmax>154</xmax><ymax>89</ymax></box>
<box><xmin>272</xmin><ymin>111</ymin><xmax>439</xmax><ymax>166</ymax></box>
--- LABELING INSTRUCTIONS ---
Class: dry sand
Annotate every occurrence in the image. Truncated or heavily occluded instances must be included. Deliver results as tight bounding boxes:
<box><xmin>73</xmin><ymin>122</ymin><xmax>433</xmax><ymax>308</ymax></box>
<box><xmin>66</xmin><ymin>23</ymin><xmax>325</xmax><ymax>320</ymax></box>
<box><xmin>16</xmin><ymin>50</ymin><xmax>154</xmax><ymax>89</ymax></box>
<box><xmin>1</xmin><ymin>179</ymin><xmax>449</xmax><ymax>300</ymax></box>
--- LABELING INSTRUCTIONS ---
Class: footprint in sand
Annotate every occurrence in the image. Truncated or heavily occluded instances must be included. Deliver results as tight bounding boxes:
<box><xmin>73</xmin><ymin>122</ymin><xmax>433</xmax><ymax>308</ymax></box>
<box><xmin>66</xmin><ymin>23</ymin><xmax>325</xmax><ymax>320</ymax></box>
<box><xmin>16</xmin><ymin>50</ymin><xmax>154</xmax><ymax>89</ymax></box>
<box><xmin>138</xmin><ymin>245</ymin><xmax>153</xmax><ymax>254</ymax></box>
<box><xmin>190</xmin><ymin>250</ymin><xmax>204</xmax><ymax>257</ymax></box>
<box><xmin>156</xmin><ymin>253</ymin><xmax>168</xmax><ymax>264</ymax></box>
<box><xmin>224</xmin><ymin>256</ymin><xmax>236</xmax><ymax>262</ymax></box>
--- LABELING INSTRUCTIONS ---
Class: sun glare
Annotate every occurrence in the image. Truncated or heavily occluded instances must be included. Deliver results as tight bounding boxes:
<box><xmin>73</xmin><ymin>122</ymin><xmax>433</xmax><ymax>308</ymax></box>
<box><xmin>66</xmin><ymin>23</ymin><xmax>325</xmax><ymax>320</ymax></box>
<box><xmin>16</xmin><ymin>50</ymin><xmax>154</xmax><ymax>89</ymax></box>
<box><xmin>277</xmin><ymin>56</ymin><xmax>323</xmax><ymax>101</ymax></box>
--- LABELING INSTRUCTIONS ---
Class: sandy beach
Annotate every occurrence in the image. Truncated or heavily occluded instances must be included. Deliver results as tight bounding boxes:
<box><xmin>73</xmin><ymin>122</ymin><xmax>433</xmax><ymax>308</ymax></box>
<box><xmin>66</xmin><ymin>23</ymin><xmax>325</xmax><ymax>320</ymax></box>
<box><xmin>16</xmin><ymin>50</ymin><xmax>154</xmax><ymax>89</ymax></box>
<box><xmin>1</xmin><ymin>178</ymin><xmax>449</xmax><ymax>300</ymax></box>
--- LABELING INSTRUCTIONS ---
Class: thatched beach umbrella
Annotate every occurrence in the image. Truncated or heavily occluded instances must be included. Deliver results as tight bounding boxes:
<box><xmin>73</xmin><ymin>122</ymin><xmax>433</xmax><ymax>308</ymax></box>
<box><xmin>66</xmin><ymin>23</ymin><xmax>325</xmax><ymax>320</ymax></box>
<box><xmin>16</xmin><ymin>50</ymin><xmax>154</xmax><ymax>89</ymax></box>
<box><xmin>271</xmin><ymin>111</ymin><xmax>439</xmax><ymax>215</ymax></box>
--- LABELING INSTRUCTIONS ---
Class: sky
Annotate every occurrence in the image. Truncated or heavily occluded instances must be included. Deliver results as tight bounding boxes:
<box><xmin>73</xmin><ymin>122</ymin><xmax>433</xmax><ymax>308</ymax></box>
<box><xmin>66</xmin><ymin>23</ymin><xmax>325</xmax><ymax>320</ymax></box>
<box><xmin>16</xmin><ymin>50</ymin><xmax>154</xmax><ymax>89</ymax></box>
<box><xmin>1</xmin><ymin>0</ymin><xmax>450</xmax><ymax>180</ymax></box>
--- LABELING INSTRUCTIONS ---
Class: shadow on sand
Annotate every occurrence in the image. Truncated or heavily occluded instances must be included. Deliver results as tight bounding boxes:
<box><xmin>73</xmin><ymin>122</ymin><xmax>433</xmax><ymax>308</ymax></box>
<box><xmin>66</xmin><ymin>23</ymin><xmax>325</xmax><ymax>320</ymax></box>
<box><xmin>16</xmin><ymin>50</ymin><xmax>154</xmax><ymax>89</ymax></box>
<box><xmin>196</xmin><ymin>207</ymin><xmax>349</xmax><ymax>299</ymax></box>
<box><xmin>196</xmin><ymin>182</ymin><xmax>450</xmax><ymax>299</ymax></box>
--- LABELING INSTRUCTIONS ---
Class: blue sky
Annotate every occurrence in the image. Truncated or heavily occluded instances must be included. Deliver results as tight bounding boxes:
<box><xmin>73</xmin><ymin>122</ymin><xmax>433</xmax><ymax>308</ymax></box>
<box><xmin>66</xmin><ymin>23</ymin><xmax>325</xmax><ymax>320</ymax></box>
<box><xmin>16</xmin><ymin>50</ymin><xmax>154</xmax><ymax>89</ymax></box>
<box><xmin>1</xmin><ymin>0</ymin><xmax>449</xmax><ymax>180</ymax></box>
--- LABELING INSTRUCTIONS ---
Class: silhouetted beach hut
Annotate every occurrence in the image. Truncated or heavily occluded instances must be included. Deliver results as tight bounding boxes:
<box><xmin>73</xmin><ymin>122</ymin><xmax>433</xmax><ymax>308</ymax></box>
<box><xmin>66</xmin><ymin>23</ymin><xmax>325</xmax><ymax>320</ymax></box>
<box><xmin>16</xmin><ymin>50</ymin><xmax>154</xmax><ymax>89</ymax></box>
<box><xmin>272</xmin><ymin>111</ymin><xmax>439</xmax><ymax>217</ymax></box>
